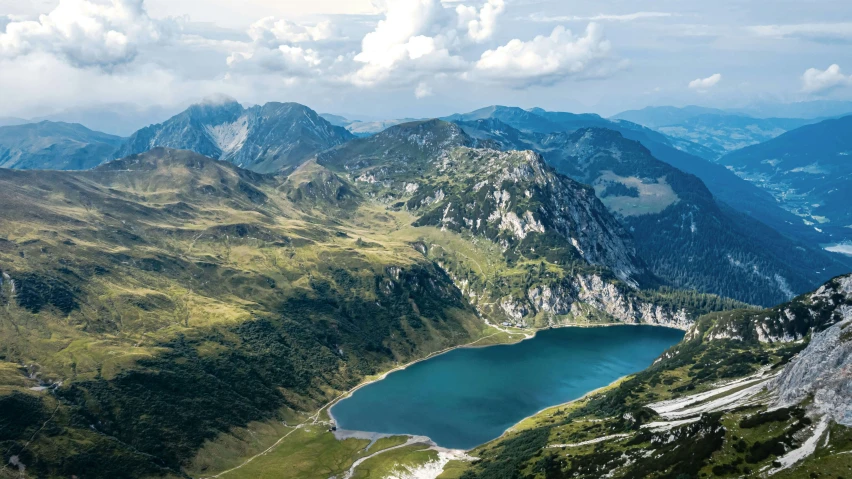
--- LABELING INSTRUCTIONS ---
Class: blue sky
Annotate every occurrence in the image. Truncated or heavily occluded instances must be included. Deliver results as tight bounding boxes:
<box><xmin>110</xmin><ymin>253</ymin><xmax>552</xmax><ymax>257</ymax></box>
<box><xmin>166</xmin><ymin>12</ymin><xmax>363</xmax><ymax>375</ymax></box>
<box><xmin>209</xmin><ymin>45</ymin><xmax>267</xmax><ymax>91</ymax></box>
<box><xmin>1</xmin><ymin>0</ymin><xmax>850</xmax><ymax>120</ymax></box>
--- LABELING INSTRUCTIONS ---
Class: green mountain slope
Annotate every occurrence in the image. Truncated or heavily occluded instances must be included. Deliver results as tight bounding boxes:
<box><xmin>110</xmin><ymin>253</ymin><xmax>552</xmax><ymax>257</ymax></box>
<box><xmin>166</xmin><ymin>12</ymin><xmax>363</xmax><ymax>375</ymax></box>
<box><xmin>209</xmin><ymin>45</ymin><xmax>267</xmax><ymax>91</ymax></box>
<box><xmin>0</xmin><ymin>121</ymin><xmax>123</xmax><ymax>170</ymax></box>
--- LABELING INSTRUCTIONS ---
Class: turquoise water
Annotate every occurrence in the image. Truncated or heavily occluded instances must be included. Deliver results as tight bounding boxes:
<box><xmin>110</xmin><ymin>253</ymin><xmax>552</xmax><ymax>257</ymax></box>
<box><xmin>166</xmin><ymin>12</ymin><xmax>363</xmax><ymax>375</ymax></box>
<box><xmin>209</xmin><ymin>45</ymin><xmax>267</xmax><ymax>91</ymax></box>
<box><xmin>331</xmin><ymin>326</ymin><xmax>684</xmax><ymax>450</ymax></box>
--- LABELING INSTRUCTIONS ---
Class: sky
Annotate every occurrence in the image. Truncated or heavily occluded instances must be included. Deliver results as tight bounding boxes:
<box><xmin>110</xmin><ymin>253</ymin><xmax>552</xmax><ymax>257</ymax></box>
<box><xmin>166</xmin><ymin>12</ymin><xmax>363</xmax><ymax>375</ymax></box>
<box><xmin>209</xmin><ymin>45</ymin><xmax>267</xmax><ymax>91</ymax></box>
<box><xmin>1</xmin><ymin>0</ymin><xmax>851</xmax><ymax>123</ymax></box>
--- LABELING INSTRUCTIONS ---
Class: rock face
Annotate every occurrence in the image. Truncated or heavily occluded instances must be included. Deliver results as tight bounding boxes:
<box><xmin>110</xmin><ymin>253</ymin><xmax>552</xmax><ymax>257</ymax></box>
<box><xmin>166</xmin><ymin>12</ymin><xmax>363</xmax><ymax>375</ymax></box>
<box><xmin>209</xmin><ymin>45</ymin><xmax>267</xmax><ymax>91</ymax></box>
<box><xmin>772</xmin><ymin>308</ymin><xmax>852</xmax><ymax>426</ymax></box>
<box><xmin>456</xmin><ymin>117</ymin><xmax>849</xmax><ymax>307</ymax></box>
<box><xmin>704</xmin><ymin>274</ymin><xmax>852</xmax><ymax>344</ymax></box>
<box><xmin>409</xmin><ymin>148</ymin><xmax>649</xmax><ymax>287</ymax></box>
<box><xmin>117</xmin><ymin>98</ymin><xmax>354</xmax><ymax>173</ymax></box>
<box><xmin>317</xmin><ymin>120</ymin><xmax>709</xmax><ymax>329</ymax></box>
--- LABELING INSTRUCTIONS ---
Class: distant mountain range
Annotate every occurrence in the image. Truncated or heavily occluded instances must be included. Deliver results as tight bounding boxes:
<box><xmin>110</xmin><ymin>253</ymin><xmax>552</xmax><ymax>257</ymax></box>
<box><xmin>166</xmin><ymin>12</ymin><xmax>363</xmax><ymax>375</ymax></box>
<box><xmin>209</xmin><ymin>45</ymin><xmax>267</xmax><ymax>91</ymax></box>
<box><xmin>721</xmin><ymin>115</ymin><xmax>852</xmax><ymax>244</ymax></box>
<box><xmin>613</xmin><ymin>106</ymin><xmax>820</xmax><ymax>158</ymax></box>
<box><xmin>0</xmin><ymin>121</ymin><xmax>123</xmax><ymax>170</ymax></box>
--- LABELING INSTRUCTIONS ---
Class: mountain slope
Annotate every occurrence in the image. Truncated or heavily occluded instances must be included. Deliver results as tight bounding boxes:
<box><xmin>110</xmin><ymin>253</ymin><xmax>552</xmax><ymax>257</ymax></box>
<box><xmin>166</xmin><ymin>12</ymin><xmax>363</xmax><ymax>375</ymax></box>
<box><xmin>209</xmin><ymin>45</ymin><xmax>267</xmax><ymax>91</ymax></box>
<box><xmin>450</xmin><ymin>105</ymin><xmax>825</xmax><ymax>246</ymax></box>
<box><xmin>0</xmin><ymin>148</ymin><xmax>489</xmax><ymax>477</ymax></box>
<box><xmin>455</xmin><ymin>274</ymin><xmax>852</xmax><ymax>479</ymax></box>
<box><xmin>458</xmin><ymin>118</ymin><xmax>848</xmax><ymax>306</ymax></box>
<box><xmin>721</xmin><ymin>115</ymin><xmax>852</xmax><ymax>244</ymax></box>
<box><xmin>318</xmin><ymin>120</ymin><xmax>745</xmax><ymax>327</ymax></box>
<box><xmin>0</xmin><ymin>143</ymin><xmax>746</xmax><ymax>478</ymax></box>
<box><xmin>116</xmin><ymin>99</ymin><xmax>354</xmax><ymax>173</ymax></box>
<box><xmin>0</xmin><ymin>121</ymin><xmax>123</xmax><ymax>170</ymax></box>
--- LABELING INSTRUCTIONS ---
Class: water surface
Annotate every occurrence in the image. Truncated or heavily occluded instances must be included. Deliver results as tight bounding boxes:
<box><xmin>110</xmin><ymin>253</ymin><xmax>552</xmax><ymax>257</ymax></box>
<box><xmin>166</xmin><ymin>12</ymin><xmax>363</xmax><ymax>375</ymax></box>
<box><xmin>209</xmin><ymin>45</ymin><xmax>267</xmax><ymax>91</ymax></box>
<box><xmin>331</xmin><ymin>325</ymin><xmax>683</xmax><ymax>449</ymax></box>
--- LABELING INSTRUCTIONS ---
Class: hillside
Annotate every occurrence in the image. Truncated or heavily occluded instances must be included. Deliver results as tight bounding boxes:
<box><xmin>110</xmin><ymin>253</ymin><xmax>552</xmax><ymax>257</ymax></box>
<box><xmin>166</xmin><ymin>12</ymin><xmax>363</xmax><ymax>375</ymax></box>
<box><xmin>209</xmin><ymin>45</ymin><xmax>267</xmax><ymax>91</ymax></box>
<box><xmin>0</xmin><ymin>145</ymin><xmax>744</xmax><ymax>478</ymax></box>
<box><xmin>0</xmin><ymin>121</ymin><xmax>123</xmax><ymax>170</ymax></box>
<box><xmin>450</xmin><ymin>105</ymin><xmax>825</xmax><ymax>247</ymax></box>
<box><xmin>453</xmin><ymin>274</ymin><xmax>852</xmax><ymax>478</ymax></box>
<box><xmin>116</xmin><ymin>99</ymin><xmax>354</xmax><ymax>173</ymax></box>
<box><xmin>721</xmin><ymin>115</ymin><xmax>852</xmax><ymax>244</ymax></box>
<box><xmin>457</xmin><ymin>119</ymin><xmax>848</xmax><ymax>306</ymax></box>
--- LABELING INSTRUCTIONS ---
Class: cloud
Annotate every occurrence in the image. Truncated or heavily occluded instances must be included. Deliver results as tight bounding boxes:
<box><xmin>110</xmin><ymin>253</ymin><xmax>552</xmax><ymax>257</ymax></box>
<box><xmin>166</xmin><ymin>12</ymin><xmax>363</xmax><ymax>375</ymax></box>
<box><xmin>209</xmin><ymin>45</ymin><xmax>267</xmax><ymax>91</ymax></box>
<box><xmin>456</xmin><ymin>0</ymin><xmax>505</xmax><ymax>42</ymax></box>
<box><xmin>247</xmin><ymin>17</ymin><xmax>335</xmax><ymax>47</ymax></box>
<box><xmin>414</xmin><ymin>81</ymin><xmax>433</xmax><ymax>98</ymax></box>
<box><xmin>802</xmin><ymin>64</ymin><xmax>852</xmax><ymax>94</ymax></box>
<box><xmin>747</xmin><ymin>22</ymin><xmax>852</xmax><ymax>43</ymax></box>
<box><xmin>349</xmin><ymin>0</ymin><xmax>505</xmax><ymax>86</ymax></box>
<box><xmin>470</xmin><ymin>23</ymin><xmax>615</xmax><ymax>87</ymax></box>
<box><xmin>225</xmin><ymin>17</ymin><xmax>337</xmax><ymax>78</ymax></box>
<box><xmin>529</xmin><ymin>12</ymin><xmax>673</xmax><ymax>23</ymax></box>
<box><xmin>0</xmin><ymin>0</ymin><xmax>177</xmax><ymax>69</ymax></box>
<box><xmin>227</xmin><ymin>45</ymin><xmax>322</xmax><ymax>77</ymax></box>
<box><xmin>688</xmin><ymin>73</ymin><xmax>721</xmax><ymax>91</ymax></box>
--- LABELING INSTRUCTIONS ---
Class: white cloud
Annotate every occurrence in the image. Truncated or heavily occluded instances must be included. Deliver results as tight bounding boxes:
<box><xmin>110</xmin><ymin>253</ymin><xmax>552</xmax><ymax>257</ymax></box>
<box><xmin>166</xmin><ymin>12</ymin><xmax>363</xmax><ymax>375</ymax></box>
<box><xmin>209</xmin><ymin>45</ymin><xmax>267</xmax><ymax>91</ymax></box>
<box><xmin>225</xmin><ymin>17</ymin><xmax>336</xmax><ymax>78</ymax></box>
<box><xmin>414</xmin><ymin>81</ymin><xmax>433</xmax><ymax>98</ymax></box>
<box><xmin>349</xmin><ymin>0</ymin><xmax>505</xmax><ymax>87</ymax></box>
<box><xmin>529</xmin><ymin>12</ymin><xmax>673</xmax><ymax>23</ymax></box>
<box><xmin>247</xmin><ymin>17</ymin><xmax>335</xmax><ymax>46</ymax></box>
<box><xmin>227</xmin><ymin>45</ymin><xmax>322</xmax><ymax>77</ymax></box>
<box><xmin>0</xmin><ymin>0</ymin><xmax>176</xmax><ymax>69</ymax></box>
<box><xmin>470</xmin><ymin>23</ymin><xmax>614</xmax><ymax>87</ymax></box>
<box><xmin>802</xmin><ymin>64</ymin><xmax>852</xmax><ymax>94</ymax></box>
<box><xmin>688</xmin><ymin>73</ymin><xmax>721</xmax><ymax>91</ymax></box>
<box><xmin>456</xmin><ymin>0</ymin><xmax>505</xmax><ymax>42</ymax></box>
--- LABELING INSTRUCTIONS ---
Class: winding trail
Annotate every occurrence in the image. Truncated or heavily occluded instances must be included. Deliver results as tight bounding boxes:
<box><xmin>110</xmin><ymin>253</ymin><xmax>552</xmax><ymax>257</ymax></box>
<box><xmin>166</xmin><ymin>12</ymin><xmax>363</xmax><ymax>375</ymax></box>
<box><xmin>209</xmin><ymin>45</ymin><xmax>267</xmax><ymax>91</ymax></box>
<box><xmin>340</xmin><ymin>436</ymin><xmax>432</xmax><ymax>479</ymax></box>
<box><xmin>202</xmin><ymin>331</ymin><xmax>507</xmax><ymax>478</ymax></box>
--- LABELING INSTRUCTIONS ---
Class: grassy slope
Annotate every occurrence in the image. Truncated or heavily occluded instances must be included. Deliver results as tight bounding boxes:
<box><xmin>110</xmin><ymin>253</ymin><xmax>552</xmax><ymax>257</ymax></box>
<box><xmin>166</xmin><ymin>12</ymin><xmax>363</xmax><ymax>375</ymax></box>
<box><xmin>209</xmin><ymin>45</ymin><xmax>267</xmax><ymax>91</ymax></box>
<box><xmin>0</xmin><ymin>149</ymin><xmax>491</xmax><ymax>478</ymax></box>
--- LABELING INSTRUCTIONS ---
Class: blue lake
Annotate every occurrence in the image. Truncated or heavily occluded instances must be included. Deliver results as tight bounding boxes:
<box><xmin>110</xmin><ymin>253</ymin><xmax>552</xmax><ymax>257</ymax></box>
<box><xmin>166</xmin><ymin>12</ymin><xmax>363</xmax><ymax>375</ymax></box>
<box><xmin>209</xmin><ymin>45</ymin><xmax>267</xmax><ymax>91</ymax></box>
<box><xmin>331</xmin><ymin>325</ymin><xmax>684</xmax><ymax>450</ymax></box>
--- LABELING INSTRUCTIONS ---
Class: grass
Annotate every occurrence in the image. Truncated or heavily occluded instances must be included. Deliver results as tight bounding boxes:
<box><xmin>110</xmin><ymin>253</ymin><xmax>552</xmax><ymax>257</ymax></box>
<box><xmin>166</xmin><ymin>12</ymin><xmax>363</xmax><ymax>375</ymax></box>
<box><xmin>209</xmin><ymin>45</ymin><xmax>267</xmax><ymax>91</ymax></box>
<box><xmin>351</xmin><ymin>444</ymin><xmax>439</xmax><ymax>479</ymax></box>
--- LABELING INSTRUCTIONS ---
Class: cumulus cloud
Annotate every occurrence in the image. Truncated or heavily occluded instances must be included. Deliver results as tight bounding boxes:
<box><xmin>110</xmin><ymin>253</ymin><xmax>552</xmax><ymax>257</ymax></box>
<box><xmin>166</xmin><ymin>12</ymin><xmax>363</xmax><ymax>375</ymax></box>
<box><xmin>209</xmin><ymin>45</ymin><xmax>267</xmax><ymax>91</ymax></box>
<box><xmin>802</xmin><ymin>64</ymin><xmax>852</xmax><ymax>94</ymax></box>
<box><xmin>227</xmin><ymin>45</ymin><xmax>322</xmax><ymax>77</ymax></box>
<box><xmin>688</xmin><ymin>73</ymin><xmax>721</xmax><ymax>91</ymax></box>
<box><xmin>470</xmin><ymin>23</ymin><xmax>614</xmax><ymax>87</ymax></box>
<box><xmin>247</xmin><ymin>17</ymin><xmax>335</xmax><ymax>46</ymax></box>
<box><xmin>225</xmin><ymin>17</ymin><xmax>336</xmax><ymax>78</ymax></box>
<box><xmin>349</xmin><ymin>0</ymin><xmax>505</xmax><ymax>86</ymax></box>
<box><xmin>0</xmin><ymin>0</ymin><xmax>176</xmax><ymax>69</ymax></box>
<box><xmin>456</xmin><ymin>0</ymin><xmax>505</xmax><ymax>42</ymax></box>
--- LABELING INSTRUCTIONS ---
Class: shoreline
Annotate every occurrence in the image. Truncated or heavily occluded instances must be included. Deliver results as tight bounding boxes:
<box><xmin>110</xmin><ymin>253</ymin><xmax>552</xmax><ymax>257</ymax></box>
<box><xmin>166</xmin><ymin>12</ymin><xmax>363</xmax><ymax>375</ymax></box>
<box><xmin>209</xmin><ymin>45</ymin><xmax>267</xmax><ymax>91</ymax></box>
<box><xmin>327</xmin><ymin>321</ymin><xmax>686</xmax><ymax>449</ymax></box>
<box><xmin>206</xmin><ymin>321</ymin><xmax>686</xmax><ymax>477</ymax></box>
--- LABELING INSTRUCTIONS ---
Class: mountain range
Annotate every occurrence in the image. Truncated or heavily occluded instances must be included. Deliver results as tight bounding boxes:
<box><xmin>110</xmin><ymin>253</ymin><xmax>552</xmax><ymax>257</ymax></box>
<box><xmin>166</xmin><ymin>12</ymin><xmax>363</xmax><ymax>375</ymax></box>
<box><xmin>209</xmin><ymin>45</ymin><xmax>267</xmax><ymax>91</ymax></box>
<box><xmin>117</xmin><ymin>99</ymin><xmax>354</xmax><ymax>173</ymax></box>
<box><xmin>0</xmin><ymin>121</ymin><xmax>123</xmax><ymax>170</ymax></box>
<box><xmin>454</xmin><ymin>117</ymin><xmax>848</xmax><ymax>306</ymax></box>
<box><xmin>0</xmin><ymin>97</ymin><xmax>850</xmax><ymax>478</ymax></box>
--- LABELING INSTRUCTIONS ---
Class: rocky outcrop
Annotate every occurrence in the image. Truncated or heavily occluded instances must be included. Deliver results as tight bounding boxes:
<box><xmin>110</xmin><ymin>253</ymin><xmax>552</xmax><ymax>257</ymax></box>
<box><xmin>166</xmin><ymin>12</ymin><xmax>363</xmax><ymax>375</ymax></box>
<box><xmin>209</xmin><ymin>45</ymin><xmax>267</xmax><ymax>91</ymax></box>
<box><xmin>701</xmin><ymin>274</ymin><xmax>852</xmax><ymax>344</ymax></box>
<box><xmin>772</xmin><ymin>307</ymin><xmax>852</xmax><ymax>426</ymax></box>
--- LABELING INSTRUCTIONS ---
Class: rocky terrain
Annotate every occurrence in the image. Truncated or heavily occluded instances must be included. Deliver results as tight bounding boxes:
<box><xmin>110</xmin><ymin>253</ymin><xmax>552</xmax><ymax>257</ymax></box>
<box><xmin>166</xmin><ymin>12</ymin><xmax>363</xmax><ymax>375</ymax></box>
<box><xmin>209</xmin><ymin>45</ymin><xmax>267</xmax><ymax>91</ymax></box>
<box><xmin>117</xmin><ymin>98</ymin><xmax>354</xmax><ymax>173</ymax></box>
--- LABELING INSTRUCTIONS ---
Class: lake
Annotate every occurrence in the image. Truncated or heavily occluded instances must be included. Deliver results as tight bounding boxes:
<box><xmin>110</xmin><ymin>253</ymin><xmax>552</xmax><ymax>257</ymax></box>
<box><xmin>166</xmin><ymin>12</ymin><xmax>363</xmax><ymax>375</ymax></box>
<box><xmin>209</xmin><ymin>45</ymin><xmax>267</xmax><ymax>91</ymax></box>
<box><xmin>330</xmin><ymin>325</ymin><xmax>684</xmax><ymax>450</ymax></box>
